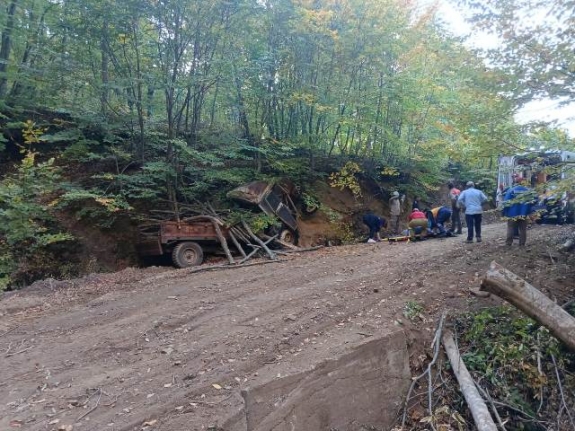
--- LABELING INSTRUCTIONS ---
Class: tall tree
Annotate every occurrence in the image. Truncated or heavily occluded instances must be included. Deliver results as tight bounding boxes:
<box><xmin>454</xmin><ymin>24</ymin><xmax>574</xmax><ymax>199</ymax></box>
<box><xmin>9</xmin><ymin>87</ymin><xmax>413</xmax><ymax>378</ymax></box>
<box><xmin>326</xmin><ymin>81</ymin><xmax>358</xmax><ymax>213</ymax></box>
<box><xmin>461</xmin><ymin>0</ymin><xmax>575</xmax><ymax>105</ymax></box>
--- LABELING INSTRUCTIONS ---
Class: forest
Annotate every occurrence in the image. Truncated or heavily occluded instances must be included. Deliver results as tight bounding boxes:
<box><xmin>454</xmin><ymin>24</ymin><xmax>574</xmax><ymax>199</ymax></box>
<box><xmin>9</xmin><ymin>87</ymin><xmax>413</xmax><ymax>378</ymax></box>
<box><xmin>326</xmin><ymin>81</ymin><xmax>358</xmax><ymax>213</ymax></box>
<box><xmin>0</xmin><ymin>0</ymin><xmax>574</xmax><ymax>287</ymax></box>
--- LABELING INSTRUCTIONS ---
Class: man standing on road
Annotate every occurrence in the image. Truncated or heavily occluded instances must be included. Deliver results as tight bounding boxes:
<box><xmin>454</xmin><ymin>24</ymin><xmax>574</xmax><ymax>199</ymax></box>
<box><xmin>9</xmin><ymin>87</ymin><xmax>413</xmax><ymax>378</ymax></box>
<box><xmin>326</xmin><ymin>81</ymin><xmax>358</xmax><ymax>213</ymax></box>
<box><xmin>448</xmin><ymin>183</ymin><xmax>462</xmax><ymax>234</ymax></box>
<box><xmin>389</xmin><ymin>191</ymin><xmax>402</xmax><ymax>235</ymax></box>
<box><xmin>457</xmin><ymin>181</ymin><xmax>488</xmax><ymax>243</ymax></box>
<box><xmin>501</xmin><ymin>177</ymin><xmax>536</xmax><ymax>246</ymax></box>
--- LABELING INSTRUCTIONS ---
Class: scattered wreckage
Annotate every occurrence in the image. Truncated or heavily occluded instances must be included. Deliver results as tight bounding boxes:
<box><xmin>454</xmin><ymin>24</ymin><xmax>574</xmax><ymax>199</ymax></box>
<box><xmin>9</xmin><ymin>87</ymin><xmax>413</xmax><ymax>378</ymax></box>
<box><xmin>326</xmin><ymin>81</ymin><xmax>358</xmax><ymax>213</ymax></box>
<box><xmin>137</xmin><ymin>181</ymin><xmax>304</xmax><ymax>268</ymax></box>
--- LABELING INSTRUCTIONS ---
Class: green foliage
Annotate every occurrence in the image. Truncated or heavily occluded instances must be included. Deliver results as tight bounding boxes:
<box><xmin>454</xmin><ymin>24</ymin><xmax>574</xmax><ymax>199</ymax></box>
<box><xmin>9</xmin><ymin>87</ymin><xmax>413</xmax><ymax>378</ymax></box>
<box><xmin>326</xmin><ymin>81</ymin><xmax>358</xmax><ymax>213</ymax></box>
<box><xmin>0</xmin><ymin>152</ymin><xmax>73</xmax><ymax>289</ymax></box>
<box><xmin>224</xmin><ymin>210</ymin><xmax>280</xmax><ymax>234</ymax></box>
<box><xmin>61</xmin><ymin>139</ymin><xmax>107</xmax><ymax>163</ymax></box>
<box><xmin>380</xmin><ymin>166</ymin><xmax>400</xmax><ymax>177</ymax></box>
<box><xmin>403</xmin><ymin>301</ymin><xmax>425</xmax><ymax>321</ymax></box>
<box><xmin>0</xmin><ymin>133</ymin><xmax>7</xmax><ymax>152</ymax></box>
<box><xmin>1</xmin><ymin>0</ymin><xmax>573</xmax><ymax>290</ymax></box>
<box><xmin>455</xmin><ymin>306</ymin><xmax>572</xmax><ymax>417</ymax></box>
<box><xmin>300</xmin><ymin>193</ymin><xmax>320</xmax><ymax>213</ymax></box>
<box><xmin>329</xmin><ymin>162</ymin><xmax>363</xmax><ymax>198</ymax></box>
<box><xmin>249</xmin><ymin>213</ymin><xmax>280</xmax><ymax>234</ymax></box>
<box><xmin>463</xmin><ymin>0</ymin><xmax>575</xmax><ymax>107</ymax></box>
<box><xmin>58</xmin><ymin>189</ymin><xmax>132</xmax><ymax>229</ymax></box>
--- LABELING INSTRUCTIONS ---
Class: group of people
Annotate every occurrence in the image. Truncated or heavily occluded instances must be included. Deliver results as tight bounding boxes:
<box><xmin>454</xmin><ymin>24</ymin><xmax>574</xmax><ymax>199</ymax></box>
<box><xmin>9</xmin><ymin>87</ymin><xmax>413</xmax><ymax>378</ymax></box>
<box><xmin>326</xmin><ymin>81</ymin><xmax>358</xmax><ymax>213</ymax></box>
<box><xmin>409</xmin><ymin>181</ymin><xmax>488</xmax><ymax>242</ymax></box>
<box><xmin>363</xmin><ymin>176</ymin><xmax>537</xmax><ymax>246</ymax></box>
<box><xmin>362</xmin><ymin>181</ymin><xmax>491</xmax><ymax>243</ymax></box>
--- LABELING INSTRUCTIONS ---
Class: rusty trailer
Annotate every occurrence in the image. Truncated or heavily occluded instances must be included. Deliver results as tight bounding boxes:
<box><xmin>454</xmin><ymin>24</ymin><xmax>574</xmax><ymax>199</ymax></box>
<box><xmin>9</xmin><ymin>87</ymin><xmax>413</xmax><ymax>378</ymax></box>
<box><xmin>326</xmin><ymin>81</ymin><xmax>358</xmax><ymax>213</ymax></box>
<box><xmin>138</xmin><ymin>217</ymin><xmax>230</xmax><ymax>268</ymax></box>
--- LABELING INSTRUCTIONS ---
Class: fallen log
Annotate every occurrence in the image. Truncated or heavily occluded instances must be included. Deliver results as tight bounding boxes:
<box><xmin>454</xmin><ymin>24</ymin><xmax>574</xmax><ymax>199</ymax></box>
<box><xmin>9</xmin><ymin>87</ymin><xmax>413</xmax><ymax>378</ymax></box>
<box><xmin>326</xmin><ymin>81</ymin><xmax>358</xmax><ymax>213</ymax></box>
<box><xmin>442</xmin><ymin>330</ymin><xmax>498</xmax><ymax>431</ymax></box>
<box><xmin>481</xmin><ymin>261</ymin><xmax>575</xmax><ymax>351</ymax></box>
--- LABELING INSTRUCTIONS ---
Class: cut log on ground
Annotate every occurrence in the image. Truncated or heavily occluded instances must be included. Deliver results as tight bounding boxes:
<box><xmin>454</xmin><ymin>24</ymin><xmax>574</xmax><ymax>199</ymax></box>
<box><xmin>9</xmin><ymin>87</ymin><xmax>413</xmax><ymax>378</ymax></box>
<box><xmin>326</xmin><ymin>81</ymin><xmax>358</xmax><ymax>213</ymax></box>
<box><xmin>481</xmin><ymin>261</ymin><xmax>575</xmax><ymax>351</ymax></box>
<box><xmin>442</xmin><ymin>330</ymin><xmax>498</xmax><ymax>431</ymax></box>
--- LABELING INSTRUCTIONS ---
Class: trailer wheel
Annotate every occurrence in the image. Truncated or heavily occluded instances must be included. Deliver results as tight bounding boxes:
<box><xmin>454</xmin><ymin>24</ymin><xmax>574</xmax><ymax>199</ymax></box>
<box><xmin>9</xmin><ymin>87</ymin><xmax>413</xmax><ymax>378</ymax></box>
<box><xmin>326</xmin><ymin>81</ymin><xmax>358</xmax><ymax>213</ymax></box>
<box><xmin>172</xmin><ymin>242</ymin><xmax>204</xmax><ymax>268</ymax></box>
<box><xmin>280</xmin><ymin>229</ymin><xmax>297</xmax><ymax>245</ymax></box>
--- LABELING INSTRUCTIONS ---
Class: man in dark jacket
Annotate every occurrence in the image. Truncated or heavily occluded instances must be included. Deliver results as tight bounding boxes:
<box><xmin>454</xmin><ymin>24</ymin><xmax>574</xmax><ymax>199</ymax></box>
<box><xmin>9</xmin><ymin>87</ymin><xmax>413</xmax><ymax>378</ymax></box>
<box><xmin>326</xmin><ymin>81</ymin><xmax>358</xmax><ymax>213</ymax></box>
<box><xmin>362</xmin><ymin>213</ymin><xmax>387</xmax><ymax>242</ymax></box>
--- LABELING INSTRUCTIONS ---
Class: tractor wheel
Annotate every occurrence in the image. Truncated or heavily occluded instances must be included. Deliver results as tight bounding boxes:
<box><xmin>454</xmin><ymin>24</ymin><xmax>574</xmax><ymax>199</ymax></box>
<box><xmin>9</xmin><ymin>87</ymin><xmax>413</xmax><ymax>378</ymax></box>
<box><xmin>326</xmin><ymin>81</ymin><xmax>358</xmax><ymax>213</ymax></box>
<box><xmin>280</xmin><ymin>229</ymin><xmax>297</xmax><ymax>245</ymax></box>
<box><xmin>172</xmin><ymin>241</ymin><xmax>204</xmax><ymax>268</ymax></box>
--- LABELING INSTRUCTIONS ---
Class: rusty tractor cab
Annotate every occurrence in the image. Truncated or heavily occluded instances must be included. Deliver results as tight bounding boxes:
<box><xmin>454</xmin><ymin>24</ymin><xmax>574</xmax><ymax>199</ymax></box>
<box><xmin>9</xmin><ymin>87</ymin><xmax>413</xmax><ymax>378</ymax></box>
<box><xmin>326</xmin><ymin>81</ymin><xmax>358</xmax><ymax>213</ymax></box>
<box><xmin>226</xmin><ymin>181</ymin><xmax>299</xmax><ymax>245</ymax></box>
<box><xmin>137</xmin><ymin>216</ymin><xmax>230</xmax><ymax>268</ymax></box>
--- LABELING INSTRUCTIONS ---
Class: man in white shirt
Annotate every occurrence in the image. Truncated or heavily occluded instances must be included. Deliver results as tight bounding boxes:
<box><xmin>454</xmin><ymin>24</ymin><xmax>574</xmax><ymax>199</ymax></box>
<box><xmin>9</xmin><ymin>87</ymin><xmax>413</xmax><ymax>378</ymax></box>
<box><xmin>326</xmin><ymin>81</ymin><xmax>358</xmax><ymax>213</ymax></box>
<box><xmin>457</xmin><ymin>181</ymin><xmax>488</xmax><ymax>243</ymax></box>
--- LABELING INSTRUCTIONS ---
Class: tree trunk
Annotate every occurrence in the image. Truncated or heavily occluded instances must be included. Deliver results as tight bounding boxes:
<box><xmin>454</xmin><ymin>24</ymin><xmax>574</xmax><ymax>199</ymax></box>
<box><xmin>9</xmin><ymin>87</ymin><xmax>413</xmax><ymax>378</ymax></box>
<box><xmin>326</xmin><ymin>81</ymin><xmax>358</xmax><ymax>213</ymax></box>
<box><xmin>442</xmin><ymin>330</ymin><xmax>498</xmax><ymax>431</ymax></box>
<box><xmin>100</xmin><ymin>21</ymin><xmax>109</xmax><ymax>116</ymax></box>
<box><xmin>0</xmin><ymin>0</ymin><xmax>18</xmax><ymax>98</ymax></box>
<box><xmin>481</xmin><ymin>261</ymin><xmax>575</xmax><ymax>351</ymax></box>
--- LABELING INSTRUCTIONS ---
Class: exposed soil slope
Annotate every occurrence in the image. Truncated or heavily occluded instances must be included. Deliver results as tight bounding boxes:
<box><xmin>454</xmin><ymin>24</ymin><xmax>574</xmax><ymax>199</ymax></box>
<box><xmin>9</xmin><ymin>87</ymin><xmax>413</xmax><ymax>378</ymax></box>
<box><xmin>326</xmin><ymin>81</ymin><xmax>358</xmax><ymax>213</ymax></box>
<box><xmin>0</xmin><ymin>223</ymin><xmax>573</xmax><ymax>431</ymax></box>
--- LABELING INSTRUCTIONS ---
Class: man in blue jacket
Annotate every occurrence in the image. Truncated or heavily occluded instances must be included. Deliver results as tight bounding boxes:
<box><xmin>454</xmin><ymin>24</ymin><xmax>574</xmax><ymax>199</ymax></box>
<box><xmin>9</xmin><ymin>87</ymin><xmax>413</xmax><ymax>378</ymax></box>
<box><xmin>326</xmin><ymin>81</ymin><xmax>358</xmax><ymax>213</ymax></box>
<box><xmin>457</xmin><ymin>181</ymin><xmax>488</xmax><ymax>243</ymax></box>
<box><xmin>501</xmin><ymin>177</ymin><xmax>536</xmax><ymax>246</ymax></box>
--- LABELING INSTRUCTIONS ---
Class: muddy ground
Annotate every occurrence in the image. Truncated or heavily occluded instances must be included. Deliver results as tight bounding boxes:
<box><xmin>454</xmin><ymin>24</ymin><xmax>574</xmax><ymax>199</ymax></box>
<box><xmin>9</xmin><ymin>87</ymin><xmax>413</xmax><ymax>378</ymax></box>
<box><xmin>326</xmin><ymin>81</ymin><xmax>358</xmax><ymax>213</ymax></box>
<box><xmin>1</xmin><ymin>222</ymin><xmax>574</xmax><ymax>431</ymax></box>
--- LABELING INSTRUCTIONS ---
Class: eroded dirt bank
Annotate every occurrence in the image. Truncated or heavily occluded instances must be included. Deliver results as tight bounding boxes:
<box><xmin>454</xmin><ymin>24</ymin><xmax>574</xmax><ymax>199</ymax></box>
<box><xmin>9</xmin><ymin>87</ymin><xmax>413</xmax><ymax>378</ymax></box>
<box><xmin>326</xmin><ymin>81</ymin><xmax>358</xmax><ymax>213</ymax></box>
<box><xmin>1</xmin><ymin>223</ymin><xmax>573</xmax><ymax>430</ymax></box>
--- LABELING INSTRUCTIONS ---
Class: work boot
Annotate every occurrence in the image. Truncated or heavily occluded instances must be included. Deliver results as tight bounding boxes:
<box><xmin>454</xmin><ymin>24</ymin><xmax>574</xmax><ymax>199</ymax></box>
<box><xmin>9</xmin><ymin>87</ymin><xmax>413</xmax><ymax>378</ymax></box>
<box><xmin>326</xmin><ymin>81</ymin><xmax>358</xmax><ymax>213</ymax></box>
<box><xmin>466</xmin><ymin>239</ymin><xmax>473</xmax><ymax>244</ymax></box>
<box><xmin>476</xmin><ymin>237</ymin><xmax>482</xmax><ymax>243</ymax></box>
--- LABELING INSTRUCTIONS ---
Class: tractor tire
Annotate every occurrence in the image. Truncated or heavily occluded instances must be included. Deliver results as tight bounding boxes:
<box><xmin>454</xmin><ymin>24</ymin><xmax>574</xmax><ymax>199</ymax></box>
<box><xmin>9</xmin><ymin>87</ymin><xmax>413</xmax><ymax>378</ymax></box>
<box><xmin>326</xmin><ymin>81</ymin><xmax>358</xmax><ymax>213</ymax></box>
<box><xmin>280</xmin><ymin>229</ymin><xmax>297</xmax><ymax>246</ymax></box>
<box><xmin>172</xmin><ymin>241</ymin><xmax>204</xmax><ymax>268</ymax></box>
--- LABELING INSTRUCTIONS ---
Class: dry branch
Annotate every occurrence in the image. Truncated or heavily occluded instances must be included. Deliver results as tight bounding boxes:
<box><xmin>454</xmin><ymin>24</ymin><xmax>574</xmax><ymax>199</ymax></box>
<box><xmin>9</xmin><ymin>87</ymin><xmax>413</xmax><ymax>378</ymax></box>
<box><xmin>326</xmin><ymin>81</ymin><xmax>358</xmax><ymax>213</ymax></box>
<box><xmin>238</xmin><ymin>235</ymin><xmax>277</xmax><ymax>264</ymax></box>
<box><xmin>276</xmin><ymin>245</ymin><xmax>324</xmax><ymax>253</ymax></box>
<box><xmin>228</xmin><ymin>231</ymin><xmax>246</xmax><ymax>258</ymax></box>
<box><xmin>551</xmin><ymin>354</ymin><xmax>575</xmax><ymax>429</ymax></box>
<box><xmin>261</xmin><ymin>233</ymin><xmax>299</xmax><ymax>250</ymax></box>
<box><xmin>481</xmin><ymin>261</ymin><xmax>575</xmax><ymax>351</ymax></box>
<box><xmin>401</xmin><ymin>312</ymin><xmax>446</xmax><ymax>428</ymax></box>
<box><xmin>212</xmin><ymin>221</ymin><xmax>234</xmax><ymax>264</ymax></box>
<box><xmin>241</xmin><ymin>221</ymin><xmax>277</xmax><ymax>260</ymax></box>
<box><xmin>442</xmin><ymin>330</ymin><xmax>497</xmax><ymax>431</ymax></box>
<box><xmin>186</xmin><ymin>258</ymin><xmax>282</xmax><ymax>274</ymax></box>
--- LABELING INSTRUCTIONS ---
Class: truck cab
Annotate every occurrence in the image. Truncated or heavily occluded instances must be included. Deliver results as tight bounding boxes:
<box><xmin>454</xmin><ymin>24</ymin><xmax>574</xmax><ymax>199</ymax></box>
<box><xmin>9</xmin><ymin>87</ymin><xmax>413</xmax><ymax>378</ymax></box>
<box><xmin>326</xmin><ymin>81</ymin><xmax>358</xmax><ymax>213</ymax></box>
<box><xmin>497</xmin><ymin>150</ymin><xmax>575</xmax><ymax>223</ymax></box>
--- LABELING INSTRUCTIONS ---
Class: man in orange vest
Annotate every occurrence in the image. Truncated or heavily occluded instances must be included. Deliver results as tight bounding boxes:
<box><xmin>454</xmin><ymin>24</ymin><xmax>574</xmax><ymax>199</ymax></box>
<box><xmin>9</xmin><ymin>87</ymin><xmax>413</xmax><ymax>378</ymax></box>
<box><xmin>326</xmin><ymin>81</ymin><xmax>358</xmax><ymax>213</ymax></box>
<box><xmin>448</xmin><ymin>183</ymin><xmax>462</xmax><ymax>234</ymax></box>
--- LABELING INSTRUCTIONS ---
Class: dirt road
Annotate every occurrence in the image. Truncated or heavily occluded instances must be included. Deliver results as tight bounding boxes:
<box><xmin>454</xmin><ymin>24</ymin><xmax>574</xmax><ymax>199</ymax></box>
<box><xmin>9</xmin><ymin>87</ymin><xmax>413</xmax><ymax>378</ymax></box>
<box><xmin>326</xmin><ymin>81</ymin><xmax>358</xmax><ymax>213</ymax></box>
<box><xmin>1</xmin><ymin>223</ymin><xmax>572</xmax><ymax>431</ymax></box>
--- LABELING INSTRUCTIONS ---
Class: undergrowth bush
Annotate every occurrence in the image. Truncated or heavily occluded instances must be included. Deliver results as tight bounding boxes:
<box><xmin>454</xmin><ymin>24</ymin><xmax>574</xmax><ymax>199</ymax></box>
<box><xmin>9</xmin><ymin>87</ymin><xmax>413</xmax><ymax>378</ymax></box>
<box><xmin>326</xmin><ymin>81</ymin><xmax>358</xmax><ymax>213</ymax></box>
<box><xmin>400</xmin><ymin>306</ymin><xmax>575</xmax><ymax>431</ymax></box>
<box><xmin>457</xmin><ymin>306</ymin><xmax>575</xmax><ymax>429</ymax></box>
<box><xmin>0</xmin><ymin>153</ymin><xmax>74</xmax><ymax>289</ymax></box>
<box><xmin>452</xmin><ymin>307</ymin><xmax>574</xmax><ymax>430</ymax></box>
